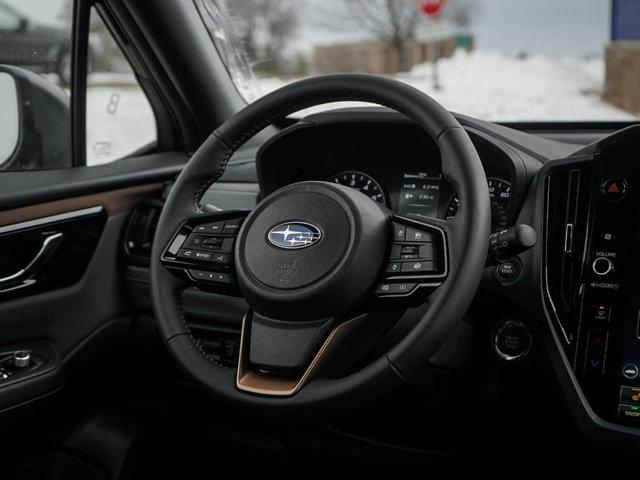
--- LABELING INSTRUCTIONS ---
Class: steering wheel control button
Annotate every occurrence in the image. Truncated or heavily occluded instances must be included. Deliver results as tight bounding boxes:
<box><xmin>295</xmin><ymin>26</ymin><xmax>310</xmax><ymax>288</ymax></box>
<box><xmin>592</xmin><ymin>256</ymin><xmax>614</xmax><ymax>276</ymax></box>
<box><xmin>405</xmin><ymin>227</ymin><xmax>434</xmax><ymax>243</ymax></box>
<box><xmin>496</xmin><ymin>260</ymin><xmax>518</xmax><ymax>281</ymax></box>
<box><xmin>189</xmin><ymin>270</ymin><xmax>236</xmax><ymax>285</ymax></box>
<box><xmin>186</xmin><ymin>234</ymin><xmax>207</xmax><ymax>248</ymax></box>
<box><xmin>386</xmin><ymin>262</ymin><xmax>401</xmax><ymax>274</ymax></box>
<box><xmin>494</xmin><ymin>321</ymin><xmax>532</xmax><ymax>361</ymax></box>
<box><xmin>392</xmin><ymin>223</ymin><xmax>406</xmax><ymax>241</ymax></box>
<box><xmin>401</xmin><ymin>260</ymin><xmax>435</xmax><ymax>273</ymax></box>
<box><xmin>220</xmin><ymin>238</ymin><xmax>235</xmax><ymax>252</ymax></box>
<box><xmin>194</xmin><ymin>221</ymin><xmax>225</xmax><ymax>234</ymax></box>
<box><xmin>223</xmin><ymin>218</ymin><xmax>244</xmax><ymax>235</ymax></box>
<box><xmin>211</xmin><ymin>252</ymin><xmax>233</xmax><ymax>266</ymax></box>
<box><xmin>623</xmin><ymin>364</ymin><xmax>639</xmax><ymax>379</ymax></box>
<box><xmin>601</xmin><ymin>177</ymin><xmax>628</xmax><ymax>201</ymax></box>
<box><xmin>618</xmin><ymin>404</ymin><xmax>640</xmax><ymax>421</ymax></box>
<box><xmin>376</xmin><ymin>283</ymin><xmax>416</xmax><ymax>296</ymax></box>
<box><xmin>178</xmin><ymin>249</ymin><xmax>212</xmax><ymax>262</ymax></box>
<box><xmin>620</xmin><ymin>386</ymin><xmax>640</xmax><ymax>405</ymax></box>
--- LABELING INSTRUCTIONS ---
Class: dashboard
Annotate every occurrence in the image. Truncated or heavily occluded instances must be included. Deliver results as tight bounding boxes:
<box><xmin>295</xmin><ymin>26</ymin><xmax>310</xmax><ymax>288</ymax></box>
<box><xmin>258</xmin><ymin>114</ymin><xmax>525</xmax><ymax>233</ymax></box>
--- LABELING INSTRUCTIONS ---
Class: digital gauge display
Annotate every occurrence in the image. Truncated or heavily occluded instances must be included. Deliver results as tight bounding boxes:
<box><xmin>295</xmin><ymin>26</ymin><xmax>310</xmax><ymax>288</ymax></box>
<box><xmin>396</xmin><ymin>172</ymin><xmax>442</xmax><ymax>218</ymax></box>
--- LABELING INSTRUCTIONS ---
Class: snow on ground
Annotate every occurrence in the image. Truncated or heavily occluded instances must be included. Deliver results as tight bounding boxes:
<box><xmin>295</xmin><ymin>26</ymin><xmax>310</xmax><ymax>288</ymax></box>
<box><xmin>80</xmin><ymin>50</ymin><xmax>635</xmax><ymax>166</ymax></box>
<box><xmin>252</xmin><ymin>49</ymin><xmax>638</xmax><ymax>122</ymax></box>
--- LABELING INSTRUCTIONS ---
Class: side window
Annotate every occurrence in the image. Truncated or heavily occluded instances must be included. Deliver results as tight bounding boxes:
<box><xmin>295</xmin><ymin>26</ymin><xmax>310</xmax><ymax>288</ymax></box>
<box><xmin>86</xmin><ymin>6</ymin><xmax>156</xmax><ymax>166</ymax></box>
<box><xmin>0</xmin><ymin>0</ymin><xmax>72</xmax><ymax>170</ymax></box>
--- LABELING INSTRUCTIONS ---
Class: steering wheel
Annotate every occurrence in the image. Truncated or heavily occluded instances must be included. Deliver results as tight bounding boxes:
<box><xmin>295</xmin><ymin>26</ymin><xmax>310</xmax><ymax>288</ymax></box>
<box><xmin>150</xmin><ymin>74</ymin><xmax>490</xmax><ymax>416</ymax></box>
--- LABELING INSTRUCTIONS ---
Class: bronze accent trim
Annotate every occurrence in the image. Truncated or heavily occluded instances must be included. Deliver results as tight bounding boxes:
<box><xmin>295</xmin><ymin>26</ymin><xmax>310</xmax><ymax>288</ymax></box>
<box><xmin>236</xmin><ymin>311</ymin><xmax>366</xmax><ymax>396</ymax></box>
<box><xmin>0</xmin><ymin>183</ymin><xmax>163</xmax><ymax>227</ymax></box>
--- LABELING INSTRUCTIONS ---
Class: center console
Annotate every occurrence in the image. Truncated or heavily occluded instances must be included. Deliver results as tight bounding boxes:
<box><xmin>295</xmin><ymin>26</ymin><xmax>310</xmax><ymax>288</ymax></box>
<box><xmin>542</xmin><ymin>127</ymin><xmax>640</xmax><ymax>429</ymax></box>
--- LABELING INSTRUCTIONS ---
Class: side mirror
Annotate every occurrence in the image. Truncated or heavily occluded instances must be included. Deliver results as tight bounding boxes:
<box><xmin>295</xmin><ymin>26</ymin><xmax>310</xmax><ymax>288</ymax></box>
<box><xmin>0</xmin><ymin>65</ymin><xmax>71</xmax><ymax>170</ymax></box>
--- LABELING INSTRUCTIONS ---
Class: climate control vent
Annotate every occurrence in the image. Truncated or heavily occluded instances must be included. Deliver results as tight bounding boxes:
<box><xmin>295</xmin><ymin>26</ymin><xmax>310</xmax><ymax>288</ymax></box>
<box><xmin>543</xmin><ymin>161</ymin><xmax>592</xmax><ymax>347</ymax></box>
<box><xmin>124</xmin><ymin>199</ymin><xmax>164</xmax><ymax>261</ymax></box>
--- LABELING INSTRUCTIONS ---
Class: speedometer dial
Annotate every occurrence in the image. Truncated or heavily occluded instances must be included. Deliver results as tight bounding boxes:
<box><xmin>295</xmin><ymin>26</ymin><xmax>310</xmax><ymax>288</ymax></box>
<box><xmin>328</xmin><ymin>171</ymin><xmax>388</xmax><ymax>206</ymax></box>
<box><xmin>445</xmin><ymin>178</ymin><xmax>512</xmax><ymax>232</ymax></box>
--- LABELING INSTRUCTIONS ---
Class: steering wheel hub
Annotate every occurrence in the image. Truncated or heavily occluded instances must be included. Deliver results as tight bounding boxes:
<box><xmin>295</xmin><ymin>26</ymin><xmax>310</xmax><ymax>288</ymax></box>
<box><xmin>235</xmin><ymin>181</ymin><xmax>390</xmax><ymax>321</ymax></box>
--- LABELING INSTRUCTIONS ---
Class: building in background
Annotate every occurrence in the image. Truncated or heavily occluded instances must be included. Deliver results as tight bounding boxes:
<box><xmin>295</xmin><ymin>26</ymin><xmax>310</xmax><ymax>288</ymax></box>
<box><xmin>313</xmin><ymin>23</ymin><xmax>473</xmax><ymax>75</ymax></box>
<box><xmin>604</xmin><ymin>0</ymin><xmax>640</xmax><ymax>115</ymax></box>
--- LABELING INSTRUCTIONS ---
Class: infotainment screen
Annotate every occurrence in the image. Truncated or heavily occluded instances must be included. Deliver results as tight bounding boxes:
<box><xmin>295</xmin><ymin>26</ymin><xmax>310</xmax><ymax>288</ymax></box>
<box><xmin>396</xmin><ymin>172</ymin><xmax>441</xmax><ymax>218</ymax></box>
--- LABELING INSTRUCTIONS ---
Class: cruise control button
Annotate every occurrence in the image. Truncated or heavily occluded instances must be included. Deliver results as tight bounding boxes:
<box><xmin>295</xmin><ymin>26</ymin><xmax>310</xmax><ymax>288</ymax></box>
<box><xmin>401</xmin><ymin>260</ymin><xmax>435</xmax><ymax>273</ymax></box>
<box><xmin>405</xmin><ymin>227</ymin><xmax>433</xmax><ymax>243</ymax></box>
<box><xmin>223</xmin><ymin>218</ymin><xmax>243</xmax><ymax>235</ymax></box>
<box><xmin>386</xmin><ymin>262</ymin><xmax>401</xmax><ymax>274</ymax></box>
<box><xmin>193</xmin><ymin>221</ymin><xmax>225</xmax><ymax>234</ymax></box>
<box><xmin>620</xmin><ymin>386</ymin><xmax>640</xmax><ymax>405</ymax></box>
<box><xmin>186</xmin><ymin>234</ymin><xmax>207</xmax><ymax>248</ymax></box>
<box><xmin>392</xmin><ymin>223</ymin><xmax>406</xmax><ymax>241</ymax></box>
<box><xmin>211</xmin><ymin>252</ymin><xmax>233</xmax><ymax>266</ymax></box>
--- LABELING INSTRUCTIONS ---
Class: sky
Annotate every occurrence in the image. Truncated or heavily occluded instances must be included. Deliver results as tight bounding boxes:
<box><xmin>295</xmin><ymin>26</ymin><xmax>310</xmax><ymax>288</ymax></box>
<box><xmin>297</xmin><ymin>0</ymin><xmax>611</xmax><ymax>58</ymax></box>
<box><xmin>3</xmin><ymin>0</ymin><xmax>613</xmax><ymax>58</ymax></box>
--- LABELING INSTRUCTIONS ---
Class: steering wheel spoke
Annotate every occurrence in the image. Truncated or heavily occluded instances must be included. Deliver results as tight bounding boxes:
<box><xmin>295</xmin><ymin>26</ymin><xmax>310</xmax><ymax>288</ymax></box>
<box><xmin>236</xmin><ymin>310</ymin><xmax>366</xmax><ymax>396</ymax></box>
<box><xmin>374</xmin><ymin>214</ymin><xmax>450</xmax><ymax>299</ymax></box>
<box><xmin>160</xmin><ymin>210</ymin><xmax>250</xmax><ymax>293</ymax></box>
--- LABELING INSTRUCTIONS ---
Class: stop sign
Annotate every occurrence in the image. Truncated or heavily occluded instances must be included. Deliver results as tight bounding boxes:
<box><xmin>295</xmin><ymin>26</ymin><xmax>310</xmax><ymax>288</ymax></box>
<box><xmin>418</xmin><ymin>0</ymin><xmax>446</xmax><ymax>17</ymax></box>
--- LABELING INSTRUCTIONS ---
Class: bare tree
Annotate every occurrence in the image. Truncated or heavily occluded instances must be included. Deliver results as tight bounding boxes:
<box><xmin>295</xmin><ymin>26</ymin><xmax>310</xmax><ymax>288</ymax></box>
<box><xmin>342</xmin><ymin>0</ymin><xmax>421</xmax><ymax>73</ymax></box>
<box><xmin>442</xmin><ymin>0</ymin><xmax>481</xmax><ymax>32</ymax></box>
<box><xmin>225</xmin><ymin>0</ymin><xmax>298</xmax><ymax>75</ymax></box>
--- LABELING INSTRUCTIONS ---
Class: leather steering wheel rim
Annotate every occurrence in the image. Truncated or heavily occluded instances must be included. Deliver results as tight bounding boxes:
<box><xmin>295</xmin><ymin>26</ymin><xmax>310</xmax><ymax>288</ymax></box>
<box><xmin>150</xmin><ymin>74</ymin><xmax>491</xmax><ymax>416</ymax></box>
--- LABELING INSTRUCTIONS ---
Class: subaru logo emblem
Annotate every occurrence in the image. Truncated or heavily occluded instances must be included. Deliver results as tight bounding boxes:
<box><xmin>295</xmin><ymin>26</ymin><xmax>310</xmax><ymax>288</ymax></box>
<box><xmin>268</xmin><ymin>222</ymin><xmax>322</xmax><ymax>249</ymax></box>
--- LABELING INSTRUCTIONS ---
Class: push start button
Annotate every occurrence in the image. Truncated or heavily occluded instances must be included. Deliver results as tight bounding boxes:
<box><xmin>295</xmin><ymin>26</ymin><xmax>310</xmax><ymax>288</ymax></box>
<box><xmin>494</xmin><ymin>321</ymin><xmax>532</xmax><ymax>361</ymax></box>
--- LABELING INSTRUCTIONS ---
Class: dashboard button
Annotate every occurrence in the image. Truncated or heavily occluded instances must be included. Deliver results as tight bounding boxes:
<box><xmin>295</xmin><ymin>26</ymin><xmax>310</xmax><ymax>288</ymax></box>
<box><xmin>592</xmin><ymin>257</ymin><xmax>614</xmax><ymax>276</ymax></box>
<box><xmin>392</xmin><ymin>223</ymin><xmax>406</xmax><ymax>241</ymax></box>
<box><xmin>405</xmin><ymin>227</ymin><xmax>433</xmax><ymax>243</ymax></box>
<box><xmin>401</xmin><ymin>260</ymin><xmax>435</xmax><ymax>273</ymax></box>
<box><xmin>585</xmin><ymin>353</ymin><xmax>605</xmax><ymax>375</ymax></box>
<box><xmin>494</xmin><ymin>321</ymin><xmax>531</xmax><ymax>361</ymax></box>
<box><xmin>496</xmin><ymin>260</ymin><xmax>518</xmax><ymax>281</ymax></box>
<box><xmin>601</xmin><ymin>177</ymin><xmax>628</xmax><ymax>201</ymax></box>
<box><xmin>620</xmin><ymin>386</ymin><xmax>640</xmax><ymax>405</ymax></box>
<box><xmin>593</xmin><ymin>304</ymin><xmax>611</xmax><ymax>323</ymax></box>
<box><xmin>618</xmin><ymin>404</ymin><xmax>640</xmax><ymax>421</ymax></box>
<box><xmin>623</xmin><ymin>364</ymin><xmax>639</xmax><ymax>379</ymax></box>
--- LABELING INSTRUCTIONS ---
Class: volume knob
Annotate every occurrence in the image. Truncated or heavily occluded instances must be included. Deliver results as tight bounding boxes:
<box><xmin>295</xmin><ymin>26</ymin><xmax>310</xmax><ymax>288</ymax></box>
<box><xmin>592</xmin><ymin>257</ymin><xmax>614</xmax><ymax>276</ymax></box>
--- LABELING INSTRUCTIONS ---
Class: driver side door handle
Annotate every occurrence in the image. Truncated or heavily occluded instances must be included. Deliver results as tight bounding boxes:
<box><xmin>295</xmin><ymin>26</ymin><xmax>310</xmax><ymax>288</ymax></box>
<box><xmin>0</xmin><ymin>232</ymin><xmax>64</xmax><ymax>291</ymax></box>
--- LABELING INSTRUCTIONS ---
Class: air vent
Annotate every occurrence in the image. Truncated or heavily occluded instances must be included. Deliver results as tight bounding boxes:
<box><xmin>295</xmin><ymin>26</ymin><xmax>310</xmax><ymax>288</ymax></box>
<box><xmin>124</xmin><ymin>199</ymin><xmax>163</xmax><ymax>260</ymax></box>
<box><xmin>543</xmin><ymin>162</ymin><xmax>592</xmax><ymax>346</ymax></box>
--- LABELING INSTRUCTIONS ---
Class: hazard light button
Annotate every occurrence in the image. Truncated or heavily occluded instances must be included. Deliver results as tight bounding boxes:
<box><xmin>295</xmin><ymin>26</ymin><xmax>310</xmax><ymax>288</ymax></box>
<box><xmin>601</xmin><ymin>177</ymin><xmax>628</xmax><ymax>201</ymax></box>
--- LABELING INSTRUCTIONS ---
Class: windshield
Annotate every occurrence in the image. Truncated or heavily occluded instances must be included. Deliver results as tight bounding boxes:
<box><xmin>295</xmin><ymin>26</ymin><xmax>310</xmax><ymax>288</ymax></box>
<box><xmin>198</xmin><ymin>0</ymin><xmax>640</xmax><ymax>123</ymax></box>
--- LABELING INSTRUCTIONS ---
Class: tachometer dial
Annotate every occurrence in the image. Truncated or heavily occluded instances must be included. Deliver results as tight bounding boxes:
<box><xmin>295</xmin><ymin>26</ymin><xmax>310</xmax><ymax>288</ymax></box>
<box><xmin>328</xmin><ymin>171</ymin><xmax>388</xmax><ymax>206</ymax></box>
<box><xmin>445</xmin><ymin>178</ymin><xmax>512</xmax><ymax>232</ymax></box>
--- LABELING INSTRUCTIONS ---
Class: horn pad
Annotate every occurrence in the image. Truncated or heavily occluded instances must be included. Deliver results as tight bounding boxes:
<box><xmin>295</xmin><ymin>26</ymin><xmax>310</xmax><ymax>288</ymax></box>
<box><xmin>235</xmin><ymin>181</ymin><xmax>390</xmax><ymax>321</ymax></box>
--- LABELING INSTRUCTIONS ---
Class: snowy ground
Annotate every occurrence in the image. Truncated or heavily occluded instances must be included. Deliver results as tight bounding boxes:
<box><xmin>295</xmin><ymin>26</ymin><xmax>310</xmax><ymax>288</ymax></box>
<box><xmin>81</xmin><ymin>50</ymin><xmax>636</xmax><ymax>165</ymax></box>
<box><xmin>252</xmin><ymin>49</ymin><xmax>638</xmax><ymax>121</ymax></box>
